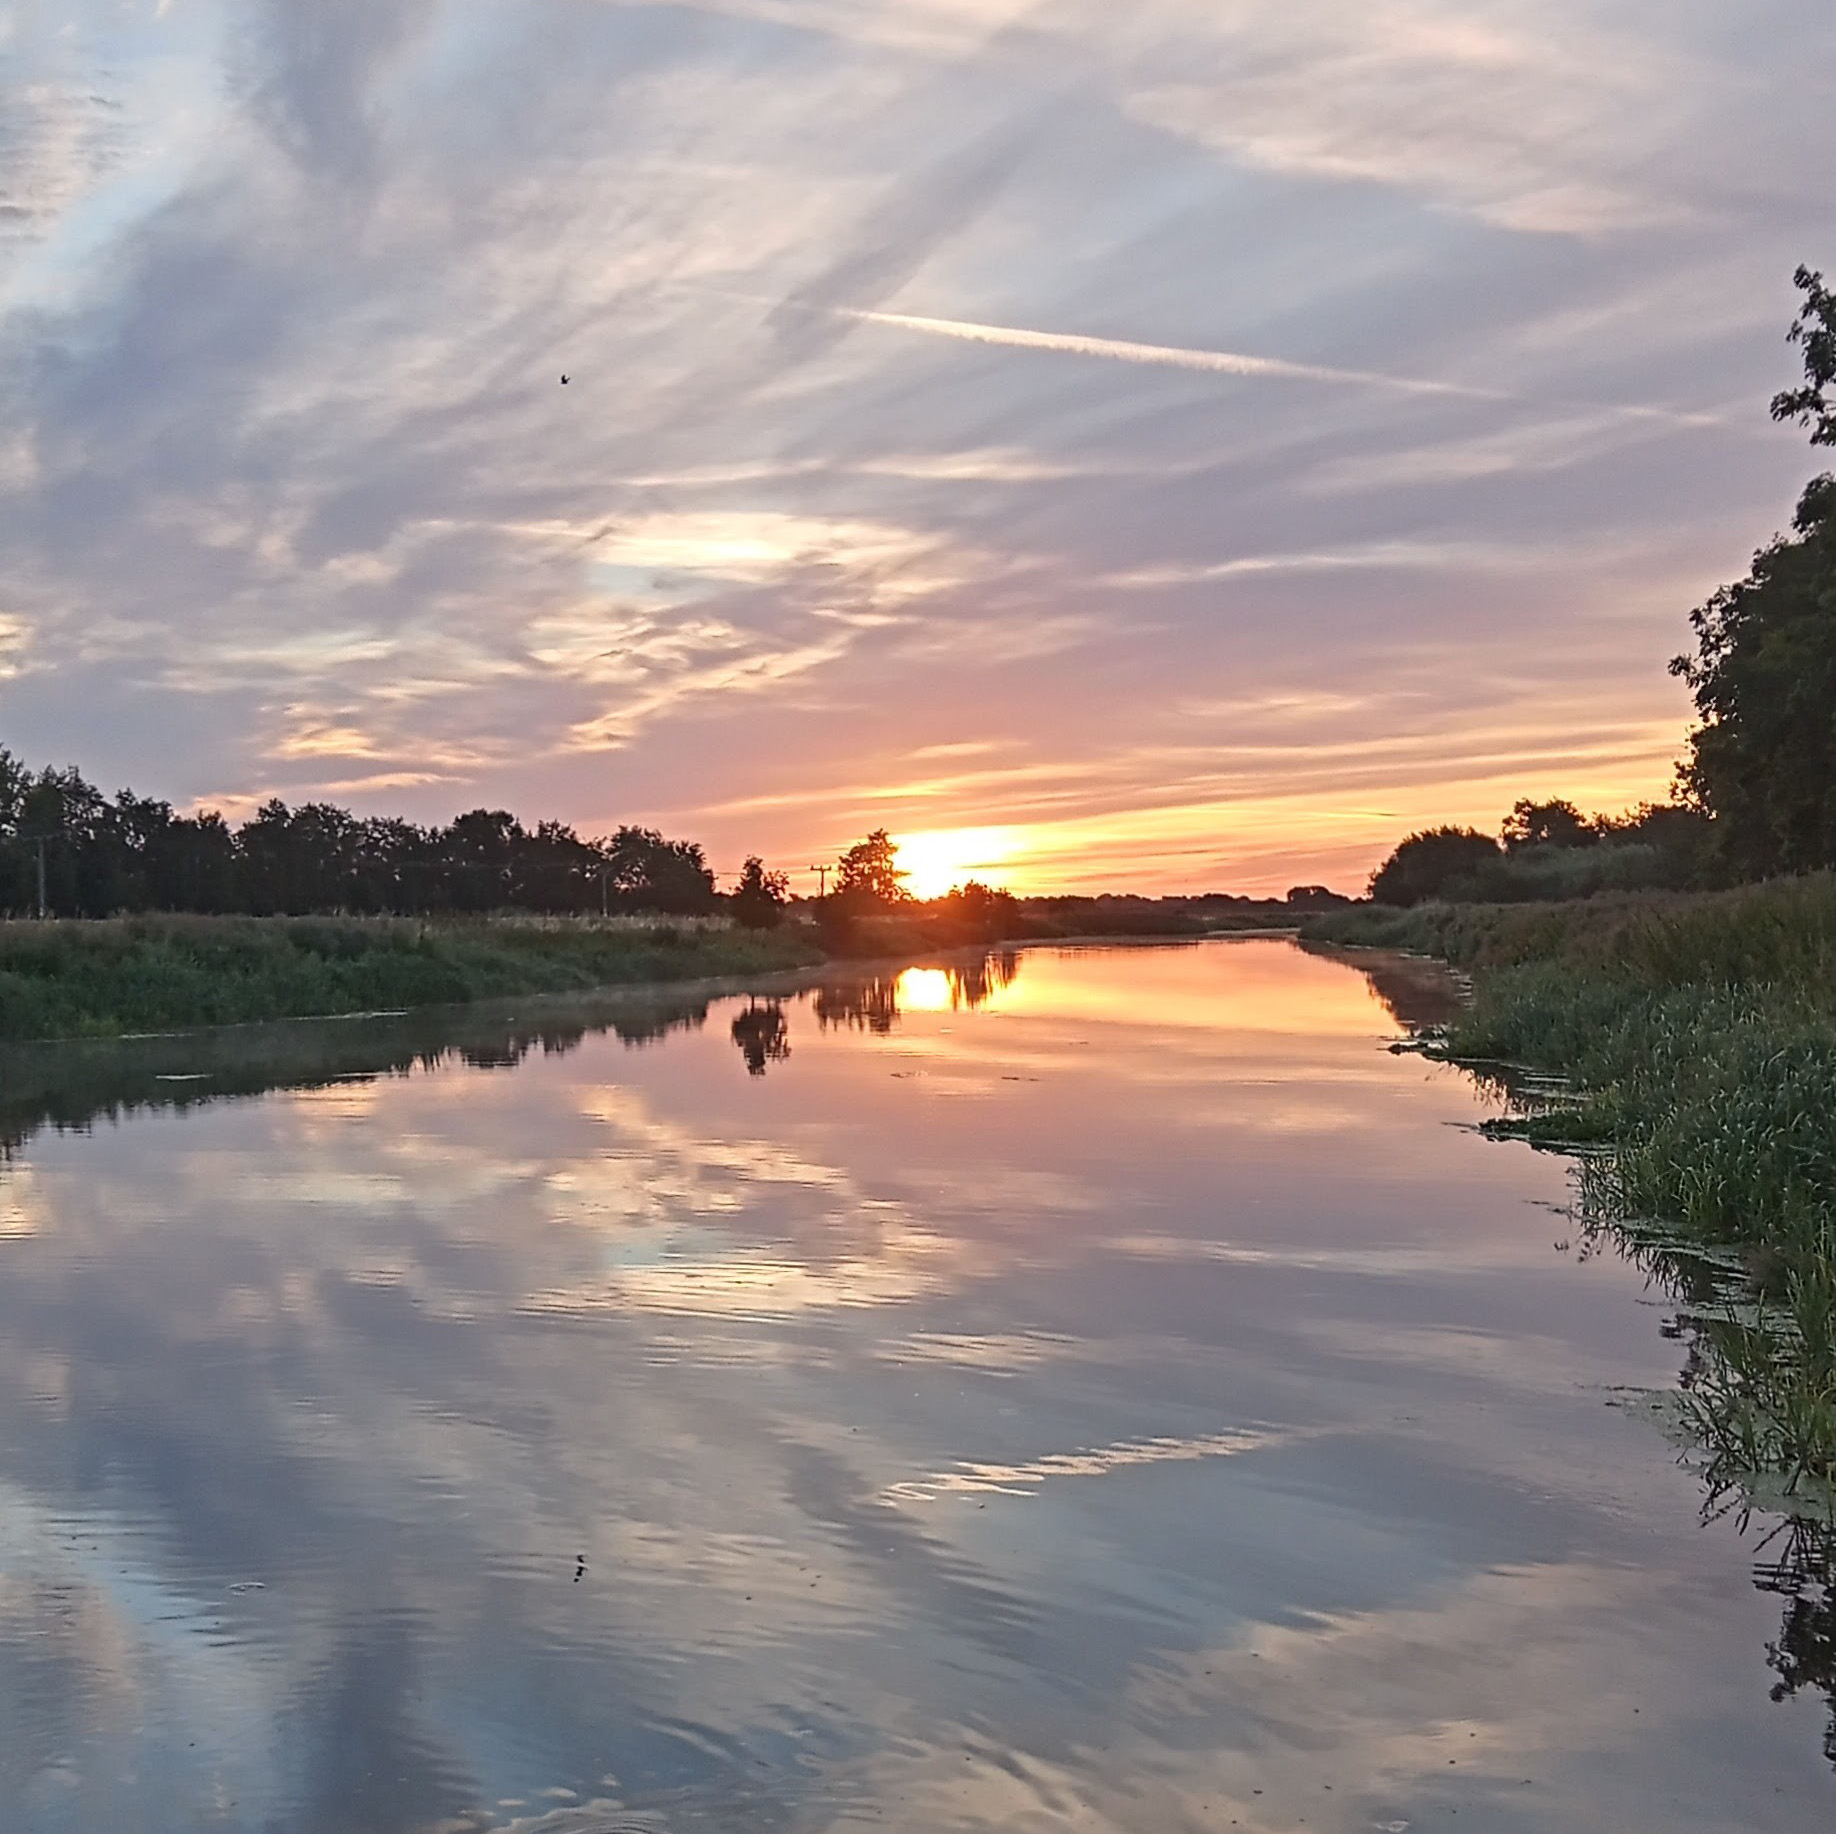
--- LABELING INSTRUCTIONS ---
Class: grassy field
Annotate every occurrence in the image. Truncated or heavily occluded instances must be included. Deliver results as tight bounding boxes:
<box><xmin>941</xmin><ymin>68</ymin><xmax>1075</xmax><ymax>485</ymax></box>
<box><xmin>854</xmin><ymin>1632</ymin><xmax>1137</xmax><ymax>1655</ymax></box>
<box><xmin>0</xmin><ymin>913</ymin><xmax>825</xmax><ymax>1042</ymax></box>
<box><xmin>1304</xmin><ymin>876</ymin><xmax>1836</xmax><ymax>1494</ymax></box>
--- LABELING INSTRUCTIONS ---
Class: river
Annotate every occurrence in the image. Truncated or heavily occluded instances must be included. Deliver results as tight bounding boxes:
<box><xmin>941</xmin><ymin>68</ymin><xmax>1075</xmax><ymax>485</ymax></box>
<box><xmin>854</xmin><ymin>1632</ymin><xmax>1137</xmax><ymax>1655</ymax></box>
<box><xmin>0</xmin><ymin>936</ymin><xmax>1830</xmax><ymax>1831</ymax></box>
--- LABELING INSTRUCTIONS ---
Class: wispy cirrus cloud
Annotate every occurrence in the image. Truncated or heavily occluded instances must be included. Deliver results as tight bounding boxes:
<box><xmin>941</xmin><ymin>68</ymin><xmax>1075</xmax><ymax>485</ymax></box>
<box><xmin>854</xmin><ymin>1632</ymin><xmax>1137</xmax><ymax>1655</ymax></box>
<box><xmin>0</xmin><ymin>0</ymin><xmax>1826</xmax><ymax>889</ymax></box>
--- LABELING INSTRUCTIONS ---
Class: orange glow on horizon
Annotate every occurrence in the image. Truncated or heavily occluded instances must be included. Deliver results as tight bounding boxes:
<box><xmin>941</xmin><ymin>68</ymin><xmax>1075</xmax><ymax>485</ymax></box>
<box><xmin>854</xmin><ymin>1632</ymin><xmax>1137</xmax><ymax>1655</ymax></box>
<box><xmin>866</xmin><ymin>731</ymin><xmax>1683</xmax><ymax>900</ymax></box>
<box><xmin>891</xmin><ymin>826</ymin><xmax>1031</xmax><ymax>900</ymax></box>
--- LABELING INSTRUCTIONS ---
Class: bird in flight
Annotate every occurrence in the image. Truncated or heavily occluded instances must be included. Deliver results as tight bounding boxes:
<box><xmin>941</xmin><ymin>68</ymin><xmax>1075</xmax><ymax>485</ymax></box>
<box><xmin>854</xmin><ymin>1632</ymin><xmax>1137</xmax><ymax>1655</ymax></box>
<box><xmin>560</xmin><ymin>373</ymin><xmax>571</xmax><ymax>385</ymax></box>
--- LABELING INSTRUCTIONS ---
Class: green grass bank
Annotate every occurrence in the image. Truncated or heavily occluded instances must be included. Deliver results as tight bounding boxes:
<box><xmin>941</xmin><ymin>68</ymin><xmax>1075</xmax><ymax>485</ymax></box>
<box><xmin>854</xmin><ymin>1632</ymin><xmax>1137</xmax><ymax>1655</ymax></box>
<box><xmin>1303</xmin><ymin>876</ymin><xmax>1836</xmax><ymax>1492</ymax></box>
<box><xmin>0</xmin><ymin>914</ymin><xmax>826</xmax><ymax>1042</ymax></box>
<box><xmin>0</xmin><ymin>896</ymin><xmax>1300</xmax><ymax>1046</ymax></box>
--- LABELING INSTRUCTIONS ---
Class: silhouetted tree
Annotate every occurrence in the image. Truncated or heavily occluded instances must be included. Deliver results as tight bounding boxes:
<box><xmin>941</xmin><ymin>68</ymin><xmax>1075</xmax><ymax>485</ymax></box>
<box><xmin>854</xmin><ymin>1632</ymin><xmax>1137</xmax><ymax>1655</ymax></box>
<box><xmin>601</xmin><ymin>825</ymin><xmax>717</xmax><ymax>915</ymax></box>
<box><xmin>146</xmin><ymin>806</ymin><xmax>239</xmax><ymax>912</ymax></box>
<box><xmin>730</xmin><ymin>856</ymin><xmax>789</xmax><ymax>930</ymax></box>
<box><xmin>0</xmin><ymin>742</ymin><xmax>730</xmax><ymax>921</ymax></box>
<box><xmin>1671</xmin><ymin>473</ymin><xmax>1836</xmax><ymax>876</ymax></box>
<box><xmin>832</xmin><ymin>829</ymin><xmax>909</xmax><ymax>911</ymax></box>
<box><xmin>1772</xmin><ymin>266</ymin><xmax>1836</xmax><ymax>447</ymax></box>
<box><xmin>1369</xmin><ymin>826</ymin><xmax>1503</xmax><ymax>906</ymax></box>
<box><xmin>1669</xmin><ymin>270</ymin><xmax>1836</xmax><ymax>877</ymax></box>
<box><xmin>19</xmin><ymin>764</ymin><xmax>111</xmax><ymax>915</ymax></box>
<box><xmin>1501</xmin><ymin>798</ymin><xmax>1596</xmax><ymax>851</ymax></box>
<box><xmin>933</xmin><ymin>878</ymin><xmax>1021</xmax><ymax>938</ymax></box>
<box><xmin>437</xmin><ymin>808</ymin><xmax>520</xmax><ymax>911</ymax></box>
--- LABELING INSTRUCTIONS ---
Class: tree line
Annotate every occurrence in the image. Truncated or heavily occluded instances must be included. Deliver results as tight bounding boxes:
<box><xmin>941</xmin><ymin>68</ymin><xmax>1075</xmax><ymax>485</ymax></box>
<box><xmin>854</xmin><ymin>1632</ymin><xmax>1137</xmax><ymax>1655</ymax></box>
<box><xmin>1372</xmin><ymin>265</ymin><xmax>1836</xmax><ymax>906</ymax></box>
<box><xmin>0</xmin><ymin>760</ymin><xmax>1019</xmax><ymax>932</ymax></box>
<box><xmin>0</xmin><ymin>754</ymin><xmax>728</xmax><ymax>920</ymax></box>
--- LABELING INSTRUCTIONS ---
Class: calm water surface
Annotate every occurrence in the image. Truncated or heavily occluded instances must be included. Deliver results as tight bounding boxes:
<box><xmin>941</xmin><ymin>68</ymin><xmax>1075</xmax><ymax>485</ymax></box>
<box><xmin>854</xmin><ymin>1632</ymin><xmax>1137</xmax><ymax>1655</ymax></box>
<box><xmin>0</xmin><ymin>938</ymin><xmax>1831</xmax><ymax>1832</ymax></box>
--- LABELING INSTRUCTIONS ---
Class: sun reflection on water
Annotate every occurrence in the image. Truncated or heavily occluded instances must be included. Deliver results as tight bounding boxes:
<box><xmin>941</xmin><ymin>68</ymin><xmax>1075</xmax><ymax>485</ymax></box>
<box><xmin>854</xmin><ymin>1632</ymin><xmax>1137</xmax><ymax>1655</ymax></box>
<box><xmin>895</xmin><ymin>967</ymin><xmax>954</xmax><ymax>1011</ymax></box>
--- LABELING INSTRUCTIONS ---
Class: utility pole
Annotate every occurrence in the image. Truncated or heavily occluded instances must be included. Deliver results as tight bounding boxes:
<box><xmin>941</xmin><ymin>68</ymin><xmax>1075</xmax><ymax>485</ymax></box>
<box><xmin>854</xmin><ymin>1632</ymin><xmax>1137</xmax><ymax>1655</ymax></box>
<box><xmin>809</xmin><ymin>864</ymin><xmax>829</xmax><ymax>898</ymax></box>
<box><xmin>17</xmin><ymin>829</ymin><xmax>55</xmax><ymax>919</ymax></box>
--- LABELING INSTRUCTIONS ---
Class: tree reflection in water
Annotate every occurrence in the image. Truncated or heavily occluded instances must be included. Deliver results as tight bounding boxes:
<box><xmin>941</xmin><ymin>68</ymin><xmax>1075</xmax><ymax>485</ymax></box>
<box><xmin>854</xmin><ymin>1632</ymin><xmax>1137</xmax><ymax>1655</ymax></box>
<box><xmin>948</xmin><ymin>948</ymin><xmax>1021</xmax><ymax>1010</ymax></box>
<box><xmin>729</xmin><ymin>998</ymin><xmax>790</xmax><ymax>1076</ymax></box>
<box><xmin>814</xmin><ymin>974</ymin><xmax>903</xmax><ymax>1035</ymax></box>
<box><xmin>1754</xmin><ymin>1511</ymin><xmax>1836</xmax><ymax>1763</ymax></box>
<box><xmin>0</xmin><ymin>988</ymin><xmax>718</xmax><ymax>1162</ymax></box>
<box><xmin>813</xmin><ymin>951</ymin><xmax>1020</xmax><ymax>1036</ymax></box>
<box><xmin>0</xmin><ymin>948</ymin><xmax>1029</xmax><ymax>1134</ymax></box>
<box><xmin>1301</xmin><ymin>940</ymin><xmax>1470</xmax><ymax>1032</ymax></box>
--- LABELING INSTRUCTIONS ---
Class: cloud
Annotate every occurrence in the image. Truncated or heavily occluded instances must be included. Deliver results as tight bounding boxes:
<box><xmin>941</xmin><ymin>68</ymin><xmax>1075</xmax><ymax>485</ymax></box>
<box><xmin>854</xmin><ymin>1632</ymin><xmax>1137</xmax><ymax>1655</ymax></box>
<box><xmin>1111</xmin><ymin>0</ymin><xmax>1762</xmax><ymax>235</ymax></box>
<box><xmin>238</xmin><ymin>0</ymin><xmax>441</xmax><ymax>185</ymax></box>
<box><xmin>0</xmin><ymin>0</ymin><xmax>1826</xmax><ymax>887</ymax></box>
<box><xmin>766</xmin><ymin>119</ymin><xmax>1040</xmax><ymax>364</ymax></box>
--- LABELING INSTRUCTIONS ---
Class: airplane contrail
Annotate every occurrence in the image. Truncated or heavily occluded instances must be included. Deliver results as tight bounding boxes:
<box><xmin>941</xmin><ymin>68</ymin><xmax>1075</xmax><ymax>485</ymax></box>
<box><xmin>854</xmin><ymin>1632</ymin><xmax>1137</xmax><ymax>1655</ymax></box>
<box><xmin>825</xmin><ymin>303</ymin><xmax>1724</xmax><ymax>427</ymax></box>
<box><xmin>705</xmin><ymin>285</ymin><xmax>1723</xmax><ymax>428</ymax></box>
<box><xmin>831</xmin><ymin>305</ymin><xmax>1503</xmax><ymax>401</ymax></box>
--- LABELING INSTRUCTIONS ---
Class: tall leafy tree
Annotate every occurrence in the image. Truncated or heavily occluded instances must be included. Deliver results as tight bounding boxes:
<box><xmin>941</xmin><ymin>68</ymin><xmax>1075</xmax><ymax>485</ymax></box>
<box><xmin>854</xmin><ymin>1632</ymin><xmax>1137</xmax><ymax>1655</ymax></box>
<box><xmin>1672</xmin><ymin>269</ymin><xmax>1836</xmax><ymax>877</ymax></box>
<box><xmin>1369</xmin><ymin>827</ymin><xmax>1502</xmax><ymax>906</ymax></box>
<box><xmin>1671</xmin><ymin>476</ymin><xmax>1836</xmax><ymax>875</ymax></box>
<box><xmin>600</xmin><ymin>826</ymin><xmax>717</xmax><ymax>915</ymax></box>
<box><xmin>1500</xmin><ymin>798</ymin><xmax>1596</xmax><ymax>851</ymax></box>
<box><xmin>730</xmin><ymin>856</ymin><xmax>789</xmax><ymax>930</ymax></box>
<box><xmin>832</xmin><ymin>829</ymin><xmax>909</xmax><ymax>910</ymax></box>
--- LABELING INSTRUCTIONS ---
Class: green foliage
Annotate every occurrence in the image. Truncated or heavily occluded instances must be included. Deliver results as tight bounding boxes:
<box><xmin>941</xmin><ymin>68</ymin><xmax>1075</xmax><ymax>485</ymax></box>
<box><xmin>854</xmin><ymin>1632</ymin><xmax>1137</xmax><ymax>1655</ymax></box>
<box><xmin>1366</xmin><ymin>802</ymin><xmax>1710</xmax><ymax>906</ymax></box>
<box><xmin>1369</xmin><ymin>825</ymin><xmax>1502</xmax><ymax>905</ymax></box>
<box><xmin>1671</xmin><ymin>474</ymin><xmax>1836</xmax><ymax>877</ymax></box>
<box><xmin>1501</xmin><ymin>797</ymin><xmax>1594</xmax><ymax>851</ymax></box>
<box><xmin>1772</xmin><ymin>265</ymin><xmax>1836</xmax><ymax>447</ymax></box>
<box><xmin>0</xmin><ymin>915</ymin><xmax>821</xmax><ymax>1043</ymax></box>
<box><xmin>0</xmin><ymin>747</ymin><xmax>716</xmax><ymax>918</ymax></box>
<box><xmin>730</xmin><ymin>856</ymin><xmax>790</xmax><ymax>930</ymax></box>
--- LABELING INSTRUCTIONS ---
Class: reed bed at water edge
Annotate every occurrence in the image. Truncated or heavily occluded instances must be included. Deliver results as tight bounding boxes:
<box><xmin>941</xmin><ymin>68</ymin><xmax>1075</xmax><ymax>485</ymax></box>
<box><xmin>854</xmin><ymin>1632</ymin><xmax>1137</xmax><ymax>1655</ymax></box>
<box><xmin>1303</xmin><ymin>876</ymin><xmax>1836</xmax><ymax>1492</ymax></box>
<box><xmin>0</xmin><ymin>913</ymin><xmax>824</xmax><ymax>1042</ymax></box>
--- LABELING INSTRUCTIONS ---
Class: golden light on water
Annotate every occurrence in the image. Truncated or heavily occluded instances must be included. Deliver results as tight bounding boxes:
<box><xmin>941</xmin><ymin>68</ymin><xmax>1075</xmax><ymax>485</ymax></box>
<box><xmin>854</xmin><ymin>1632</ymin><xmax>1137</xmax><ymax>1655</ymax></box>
<box><xmin>895</xmin><ymin>968</ymin><xmax>957</xmax><ymax>1012</ymax></box>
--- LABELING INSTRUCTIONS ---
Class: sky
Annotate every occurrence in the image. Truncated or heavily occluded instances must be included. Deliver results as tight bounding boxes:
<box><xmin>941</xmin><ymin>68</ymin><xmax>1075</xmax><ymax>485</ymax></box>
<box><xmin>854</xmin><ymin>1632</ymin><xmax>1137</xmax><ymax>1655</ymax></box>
<box><xmin>0</xmin><ymin>1</ymin><xmax>1831</xmax><ymax>897</ymax></box>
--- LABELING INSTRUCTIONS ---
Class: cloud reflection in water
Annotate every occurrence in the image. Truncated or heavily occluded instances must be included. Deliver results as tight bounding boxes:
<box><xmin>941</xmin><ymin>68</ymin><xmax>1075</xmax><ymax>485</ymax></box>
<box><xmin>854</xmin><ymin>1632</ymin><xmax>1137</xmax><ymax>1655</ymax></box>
<box><xmin>0</xmin><ymin>940</ymin><xmax>1831</xmax><ymax>1830</ymax></box>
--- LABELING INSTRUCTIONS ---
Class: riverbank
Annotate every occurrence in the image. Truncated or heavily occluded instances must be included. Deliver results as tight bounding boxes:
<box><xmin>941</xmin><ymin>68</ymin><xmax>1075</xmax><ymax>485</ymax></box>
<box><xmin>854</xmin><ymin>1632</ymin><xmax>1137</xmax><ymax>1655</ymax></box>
<box><xmin>0</xmin><ymin>914</ymin><xmax>828</xmax><ymax>1042</ymax></box>
<box><xmin>1302</xmin><ymin>876</ymin><xmax>1836</xmax><ymax>1490</ymax></box>
<box><xmin>0</xmin><ymin>901</ymin><xmax>1298</xmax><ymax>1045</ymax></box>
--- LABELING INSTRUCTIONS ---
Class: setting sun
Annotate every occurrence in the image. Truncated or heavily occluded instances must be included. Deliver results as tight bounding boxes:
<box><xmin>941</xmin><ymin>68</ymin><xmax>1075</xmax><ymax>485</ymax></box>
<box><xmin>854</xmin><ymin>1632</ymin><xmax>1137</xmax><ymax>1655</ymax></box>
<box><xmin>890</xmin><ymin>827</ymin><xmax>1028</xmax><ymax>901</ymax></box>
